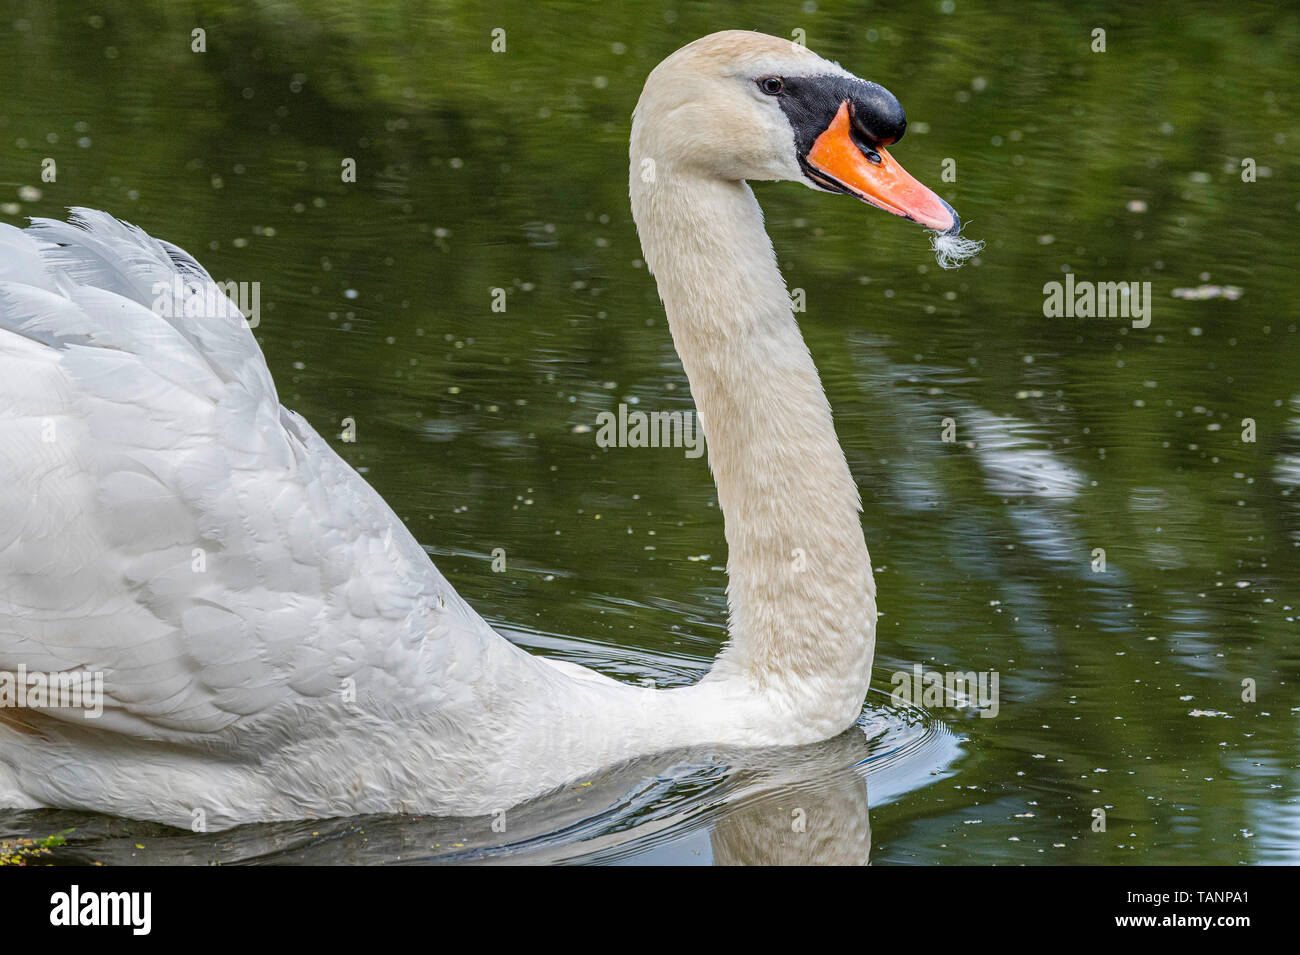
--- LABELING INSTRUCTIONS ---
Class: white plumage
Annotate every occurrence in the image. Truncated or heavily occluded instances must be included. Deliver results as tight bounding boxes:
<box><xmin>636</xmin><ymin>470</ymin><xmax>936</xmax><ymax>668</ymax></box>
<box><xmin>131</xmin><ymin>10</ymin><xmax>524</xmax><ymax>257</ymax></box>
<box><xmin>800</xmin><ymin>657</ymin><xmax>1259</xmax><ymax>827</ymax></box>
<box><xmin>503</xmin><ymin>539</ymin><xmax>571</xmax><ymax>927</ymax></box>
<box><xmin>0</xmin><ymin>203</ymin><xmax>857</xmax><ymax>828</ymax></box>
<box><xmin>0</xmin><ymin>32</ymin><xmax>965</xmax><ymax>828</ymax></box>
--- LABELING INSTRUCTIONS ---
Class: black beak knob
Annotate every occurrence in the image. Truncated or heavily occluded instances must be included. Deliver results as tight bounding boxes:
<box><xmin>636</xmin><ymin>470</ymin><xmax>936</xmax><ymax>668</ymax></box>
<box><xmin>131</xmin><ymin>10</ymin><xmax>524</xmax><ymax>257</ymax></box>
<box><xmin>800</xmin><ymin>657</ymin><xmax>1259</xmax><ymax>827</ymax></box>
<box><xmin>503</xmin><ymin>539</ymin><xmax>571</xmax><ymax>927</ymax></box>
<box><xmin>848</xmin><ymin>79</ymin><xmax>907</xmax><ymax>147</ymax></box>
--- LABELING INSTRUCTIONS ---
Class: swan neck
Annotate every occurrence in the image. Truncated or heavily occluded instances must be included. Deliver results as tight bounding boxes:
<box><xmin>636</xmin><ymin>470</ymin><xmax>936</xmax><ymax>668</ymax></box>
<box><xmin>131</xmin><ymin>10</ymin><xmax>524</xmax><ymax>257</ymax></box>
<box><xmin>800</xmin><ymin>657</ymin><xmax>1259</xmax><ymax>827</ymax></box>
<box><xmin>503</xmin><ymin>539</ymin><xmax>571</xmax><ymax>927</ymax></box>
<box><xmin>630</xmin><ymin>169</ymin><xmax>877</xmax><ymax>735</ymax></box>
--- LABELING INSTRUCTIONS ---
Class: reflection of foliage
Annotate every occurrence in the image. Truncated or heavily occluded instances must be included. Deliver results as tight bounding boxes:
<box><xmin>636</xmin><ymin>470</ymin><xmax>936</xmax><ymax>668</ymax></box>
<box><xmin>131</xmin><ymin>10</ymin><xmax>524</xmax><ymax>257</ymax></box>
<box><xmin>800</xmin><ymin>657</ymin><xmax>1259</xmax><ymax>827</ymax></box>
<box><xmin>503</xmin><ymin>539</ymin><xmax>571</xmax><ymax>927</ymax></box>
<box><xmin>0</xmin><ymin>1</ymin><xmax>1296</xmax><ymax>863</ymax></box>
<box><xmin>0</xmin><ymin>830</ymin><xmax>71</xmax><ymax>866</ymax></box>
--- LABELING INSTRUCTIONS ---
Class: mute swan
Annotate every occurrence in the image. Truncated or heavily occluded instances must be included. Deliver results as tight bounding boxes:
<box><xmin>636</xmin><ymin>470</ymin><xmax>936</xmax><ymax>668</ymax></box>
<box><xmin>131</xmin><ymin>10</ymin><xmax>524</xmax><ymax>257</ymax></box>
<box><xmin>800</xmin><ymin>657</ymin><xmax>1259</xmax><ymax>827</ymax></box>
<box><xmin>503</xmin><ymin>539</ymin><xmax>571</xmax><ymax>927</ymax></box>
<box><xmin>0</xmin><ymin>31</ymin><xmax>975</xmax><ymax>829</ymax></box>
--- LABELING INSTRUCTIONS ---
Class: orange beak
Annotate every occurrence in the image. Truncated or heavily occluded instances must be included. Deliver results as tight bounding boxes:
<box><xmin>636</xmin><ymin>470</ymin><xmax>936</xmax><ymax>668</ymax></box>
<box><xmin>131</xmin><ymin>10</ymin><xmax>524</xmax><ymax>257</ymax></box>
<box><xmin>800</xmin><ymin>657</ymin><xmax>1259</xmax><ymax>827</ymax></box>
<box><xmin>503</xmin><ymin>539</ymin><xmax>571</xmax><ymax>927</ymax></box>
<box><xmin>806</xmin><ymin>102</ymin><xmax>955</xmax><ymax>233</ymax></box>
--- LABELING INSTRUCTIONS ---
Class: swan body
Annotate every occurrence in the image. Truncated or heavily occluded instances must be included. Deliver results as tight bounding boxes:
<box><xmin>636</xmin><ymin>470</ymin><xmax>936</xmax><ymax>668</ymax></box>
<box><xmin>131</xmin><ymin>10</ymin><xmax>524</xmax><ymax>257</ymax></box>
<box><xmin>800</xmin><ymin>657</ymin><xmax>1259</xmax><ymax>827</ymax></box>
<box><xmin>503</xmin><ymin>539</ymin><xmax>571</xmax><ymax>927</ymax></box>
<box><xmin>0</xmin><ymin>31</ymin><xmax>969</xmax><ymax>828</ymax></box>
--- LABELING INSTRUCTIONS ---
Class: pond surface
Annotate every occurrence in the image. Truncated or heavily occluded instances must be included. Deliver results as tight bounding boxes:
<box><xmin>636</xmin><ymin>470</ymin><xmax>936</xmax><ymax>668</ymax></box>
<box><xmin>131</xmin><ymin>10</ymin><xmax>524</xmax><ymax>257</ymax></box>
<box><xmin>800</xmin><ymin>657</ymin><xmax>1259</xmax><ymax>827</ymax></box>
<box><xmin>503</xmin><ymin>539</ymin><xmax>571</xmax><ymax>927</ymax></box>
<box><xmin>1</xmin><ymin>0</ymin><xmax>1297</xmax><ymax>864</ymax></box>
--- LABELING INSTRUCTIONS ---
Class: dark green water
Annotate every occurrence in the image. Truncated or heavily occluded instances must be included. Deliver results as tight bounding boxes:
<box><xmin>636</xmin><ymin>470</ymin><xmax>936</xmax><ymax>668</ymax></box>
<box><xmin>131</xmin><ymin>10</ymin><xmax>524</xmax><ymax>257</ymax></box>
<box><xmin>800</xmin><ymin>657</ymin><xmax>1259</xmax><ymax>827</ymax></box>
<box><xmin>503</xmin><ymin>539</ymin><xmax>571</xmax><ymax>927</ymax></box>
<box><xmin>1</xmin><ymin>0</ymin><xmax>1297</xmax><ymax>864</ymax></box>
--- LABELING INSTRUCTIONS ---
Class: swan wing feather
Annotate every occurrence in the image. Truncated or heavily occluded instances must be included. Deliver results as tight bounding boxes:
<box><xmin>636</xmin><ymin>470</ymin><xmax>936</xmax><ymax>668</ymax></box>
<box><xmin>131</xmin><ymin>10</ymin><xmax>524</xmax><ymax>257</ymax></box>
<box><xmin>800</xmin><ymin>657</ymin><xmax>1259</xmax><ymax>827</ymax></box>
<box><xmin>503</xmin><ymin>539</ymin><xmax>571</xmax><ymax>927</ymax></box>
<box><xmin>0</xmin><ymin>210</ymin><xmax>499</xmax><ymax>745</ymax></box>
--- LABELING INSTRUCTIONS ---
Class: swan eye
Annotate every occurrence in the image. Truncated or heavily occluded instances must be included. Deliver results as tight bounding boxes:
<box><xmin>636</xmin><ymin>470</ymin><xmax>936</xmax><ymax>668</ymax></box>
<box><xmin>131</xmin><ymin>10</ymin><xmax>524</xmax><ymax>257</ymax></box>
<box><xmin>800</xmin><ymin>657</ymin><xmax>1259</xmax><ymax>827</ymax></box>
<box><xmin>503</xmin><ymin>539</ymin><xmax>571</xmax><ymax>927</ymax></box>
<box><xmin>758</xmin><ymin>76</ymin><xmax>785</xmax><ymax>95</ymax></box>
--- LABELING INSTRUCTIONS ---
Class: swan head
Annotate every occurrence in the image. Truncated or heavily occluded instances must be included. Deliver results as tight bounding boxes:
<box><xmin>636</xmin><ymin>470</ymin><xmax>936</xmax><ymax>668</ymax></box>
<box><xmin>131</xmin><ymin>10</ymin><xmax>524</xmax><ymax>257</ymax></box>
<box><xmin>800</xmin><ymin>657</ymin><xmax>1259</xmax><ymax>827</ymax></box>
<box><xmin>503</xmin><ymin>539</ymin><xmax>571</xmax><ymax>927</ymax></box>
<box><xmin>631</xmin><ymin>31</ymin><xmax>978</xmax><ymax>263</ymax></box>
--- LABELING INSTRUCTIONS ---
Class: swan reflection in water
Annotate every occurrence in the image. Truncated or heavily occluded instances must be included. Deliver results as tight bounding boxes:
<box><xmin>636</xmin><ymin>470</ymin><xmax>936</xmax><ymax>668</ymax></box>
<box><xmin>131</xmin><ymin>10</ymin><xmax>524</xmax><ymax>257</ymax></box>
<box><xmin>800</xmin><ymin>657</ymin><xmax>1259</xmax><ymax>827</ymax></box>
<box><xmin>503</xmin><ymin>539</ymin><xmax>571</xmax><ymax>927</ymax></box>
<box><xmin>708</xmin><ymin>732</ymin><xmax>874</xmax><ymax>866</ymax></box>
